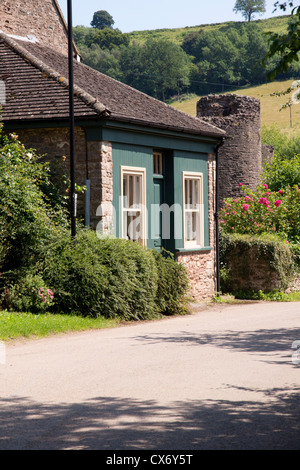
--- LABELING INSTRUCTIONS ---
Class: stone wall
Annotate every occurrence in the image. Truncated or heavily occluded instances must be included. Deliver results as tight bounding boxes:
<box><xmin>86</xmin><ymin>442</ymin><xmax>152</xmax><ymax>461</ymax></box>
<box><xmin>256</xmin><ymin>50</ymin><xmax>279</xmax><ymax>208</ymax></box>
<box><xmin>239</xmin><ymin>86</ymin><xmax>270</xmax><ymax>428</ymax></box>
<box><xmin>176</xmin><ymin>154</ymin><xmax>217</xmax><ymax>301</ymax></box>
<box><xmin>197</xmin><ymin>94</ymin><xmax>262</xmax><ymax>207</ymax></box>
<box><xmin>14</xmin><ymin>127</ymin><xmax>112</xmax><ymax>228</ymax></box>
<box><xmin>0</xmin><ymin>0</ymin><xmax>69</xmax><ymax>55</ymax></box>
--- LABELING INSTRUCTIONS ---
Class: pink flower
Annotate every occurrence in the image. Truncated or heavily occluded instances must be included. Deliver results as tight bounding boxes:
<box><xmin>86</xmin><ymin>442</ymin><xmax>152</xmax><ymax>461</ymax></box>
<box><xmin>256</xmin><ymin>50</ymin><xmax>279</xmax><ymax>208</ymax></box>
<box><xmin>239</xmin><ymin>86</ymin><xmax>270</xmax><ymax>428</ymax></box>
<box><xmin>262</xmin><ymin>184</ymin><xmax>268</xmax><ymax>189</ymax></box>
<box><xmin>238</xmin><ymin>183</ymin><xmax>243</xmax><ymax>188</ymax></box>
<box><xmin>244</xmin><ymin>196</ymin><xmax>253</xmax><ymax>202</ymax></box>
<box><xmin>232</xmin><ymin>210</ymin><xmax>236</xmax><ymax>215</ymax></box>
<box><xmin>274</xmin><ymin>200</ymin><xmax>282</xmax><ymax>207</ymax></box>
<box><xmin>258</xmin><ymin>197</ymin><xmax>270</xmax><ymax>207</ymax></box>
<box><xmin>278</xmin><ymin>190</ymin><xmax>284</xmax><ymax>194</ymax></box>
<box><xmin>243</xmin><ymin>204</ymin><xmax>249</xmax><ymax>211</ymax></box>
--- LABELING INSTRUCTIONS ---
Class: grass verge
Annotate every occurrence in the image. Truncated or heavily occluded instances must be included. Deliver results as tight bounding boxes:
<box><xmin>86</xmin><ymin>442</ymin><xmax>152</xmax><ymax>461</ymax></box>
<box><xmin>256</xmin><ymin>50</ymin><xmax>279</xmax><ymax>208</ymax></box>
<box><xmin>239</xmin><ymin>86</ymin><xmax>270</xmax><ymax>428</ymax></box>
<box><xmin>213</xmin><ymin>291</ymin><xmax>300</xmax><ymax>303</ymax></box>
<box><xmin>0</xmin><ymin>311</ymin><xmax>121</xmax><ymax>342</ymax></box>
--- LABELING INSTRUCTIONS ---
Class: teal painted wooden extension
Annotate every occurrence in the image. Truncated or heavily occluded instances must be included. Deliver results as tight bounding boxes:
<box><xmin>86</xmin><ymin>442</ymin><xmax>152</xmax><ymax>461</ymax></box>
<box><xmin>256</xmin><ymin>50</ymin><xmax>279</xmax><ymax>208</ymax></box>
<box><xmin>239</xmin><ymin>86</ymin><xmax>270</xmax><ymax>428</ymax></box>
<box><xmin>110</xmin><ymin>127</ymin><xmax>217</xmax><ymax>255</ymax></box>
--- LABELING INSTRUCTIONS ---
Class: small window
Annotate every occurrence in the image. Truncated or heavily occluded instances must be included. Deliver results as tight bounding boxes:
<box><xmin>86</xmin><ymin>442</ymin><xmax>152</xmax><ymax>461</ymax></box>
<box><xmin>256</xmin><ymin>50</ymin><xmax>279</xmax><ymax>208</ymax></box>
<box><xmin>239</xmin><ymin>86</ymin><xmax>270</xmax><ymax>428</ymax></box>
<box><xmin>121</xmin><ymin>166</ymin><xmax>147</xmax><ymax>246</ymax></box>
<box><xmin>183</xmin><ymin>172</ymin><xmax>204</xmax><ymax>248</ymax></box>
<box><xmin>153</xmin><ymin>152</ymin><xmax>163</xmax><ymax>175</ymax></box>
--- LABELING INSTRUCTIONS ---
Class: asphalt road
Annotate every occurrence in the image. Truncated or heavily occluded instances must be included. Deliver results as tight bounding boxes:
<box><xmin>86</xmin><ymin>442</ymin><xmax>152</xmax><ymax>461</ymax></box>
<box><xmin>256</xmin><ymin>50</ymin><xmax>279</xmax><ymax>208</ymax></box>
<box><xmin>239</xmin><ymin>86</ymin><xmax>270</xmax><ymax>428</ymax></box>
<box><xmin>0</xmin><ymin>301</ymin><xmax>300</xmax><ymax>450</ymax></box>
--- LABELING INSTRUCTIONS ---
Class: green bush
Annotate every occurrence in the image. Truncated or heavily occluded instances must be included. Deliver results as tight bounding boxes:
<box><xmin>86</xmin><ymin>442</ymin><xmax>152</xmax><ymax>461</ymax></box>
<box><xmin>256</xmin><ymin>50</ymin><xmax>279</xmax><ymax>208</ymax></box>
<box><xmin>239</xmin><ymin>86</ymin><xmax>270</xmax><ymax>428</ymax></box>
<box><xmin>152</xmin><ymin>248</ymin><xmax>190</xmax><ymax>316</ymax></box>
<box><xmin>0</xmin><ymin>127</ymin><xmax>67</xmax><ymax>274</ymax></box>
<box><xmin>3</xmin><ymin>274</ymin><xmax>55</xmax><ymax>313</ymax></box>
<box><xmin>40</xmin><ymin>229</ymin><xmax>158</xmax><ymax>320</ymax></box>
<box><xmin>262</xmin><ymin>153</ymin><xmax>300</xmax><ymax>192</ymax></box>
<box><xmin>261</xmin><ymin>125</ymin><xmax>300</xmax><ymax>160</ymax></box>
<box><xmin>219</xmin><ymin>232</ymin><xmax>297</xmax><ymax>293</ymax></box>
<box><xmin>37</xmin><ymin>229</ymin><xmax>189</xmax><ymax>320</ymax></box>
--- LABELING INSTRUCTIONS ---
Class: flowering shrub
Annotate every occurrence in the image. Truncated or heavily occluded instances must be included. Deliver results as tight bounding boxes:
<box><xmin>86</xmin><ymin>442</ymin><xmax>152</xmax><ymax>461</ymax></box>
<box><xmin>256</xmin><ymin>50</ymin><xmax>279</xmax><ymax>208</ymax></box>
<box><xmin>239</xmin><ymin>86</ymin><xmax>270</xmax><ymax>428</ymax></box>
<box><xmin>219</xmin><ymin>183</ymin><xmax>300</xmax><ymax>244</ymax></box>
<box><xmin>4</xmin><ymin>274</ymin><xmax>55</xmax><ymax>313</ymax></box>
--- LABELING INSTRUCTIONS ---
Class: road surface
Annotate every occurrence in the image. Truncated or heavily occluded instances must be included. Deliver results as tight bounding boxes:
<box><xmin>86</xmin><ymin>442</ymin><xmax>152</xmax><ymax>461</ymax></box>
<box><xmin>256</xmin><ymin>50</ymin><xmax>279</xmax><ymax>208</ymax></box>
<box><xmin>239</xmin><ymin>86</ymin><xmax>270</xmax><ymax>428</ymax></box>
<box><xmin>0</xmin><ymin>301</ymin><xmax>300</xmax><ymax>450</ymax></box>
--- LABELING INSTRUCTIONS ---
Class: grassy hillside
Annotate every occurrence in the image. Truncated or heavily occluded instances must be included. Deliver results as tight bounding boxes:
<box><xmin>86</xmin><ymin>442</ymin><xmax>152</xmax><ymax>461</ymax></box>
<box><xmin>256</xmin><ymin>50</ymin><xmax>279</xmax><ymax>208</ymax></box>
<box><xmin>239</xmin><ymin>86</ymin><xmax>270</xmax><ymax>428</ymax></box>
<box><xmin>170</xmin><ymin>80</ymin><xmax>300</xmax><ymax>137</ymax></box>
<box><xmin>129</xmin><ymin>15</ymin><xmax>290</xmax><ymax>46</ymax></box>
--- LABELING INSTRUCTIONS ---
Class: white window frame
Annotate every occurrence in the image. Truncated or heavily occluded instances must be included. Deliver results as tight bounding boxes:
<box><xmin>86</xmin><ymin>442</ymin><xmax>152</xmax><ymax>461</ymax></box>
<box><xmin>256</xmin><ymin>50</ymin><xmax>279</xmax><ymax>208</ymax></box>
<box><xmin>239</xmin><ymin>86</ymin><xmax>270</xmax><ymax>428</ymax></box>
<box><xmin>120</xmin><ymin>166</ymin><xmax>147</xmax><ymax>246</ymax></box>
<box><xmin>182</xmin><ymin>171</ymin><xmax>204</xmax><ymax>249</ymax></box>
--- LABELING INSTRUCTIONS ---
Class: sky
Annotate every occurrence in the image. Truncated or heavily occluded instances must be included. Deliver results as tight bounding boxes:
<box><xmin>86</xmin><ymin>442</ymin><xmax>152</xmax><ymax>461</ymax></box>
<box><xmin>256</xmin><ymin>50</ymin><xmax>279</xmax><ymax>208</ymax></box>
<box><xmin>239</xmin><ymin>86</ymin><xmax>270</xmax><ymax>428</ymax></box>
<box><xmin>57</xmin><ymin>0</ymin><xmax>289</xmax><ymax>33</ymax></box>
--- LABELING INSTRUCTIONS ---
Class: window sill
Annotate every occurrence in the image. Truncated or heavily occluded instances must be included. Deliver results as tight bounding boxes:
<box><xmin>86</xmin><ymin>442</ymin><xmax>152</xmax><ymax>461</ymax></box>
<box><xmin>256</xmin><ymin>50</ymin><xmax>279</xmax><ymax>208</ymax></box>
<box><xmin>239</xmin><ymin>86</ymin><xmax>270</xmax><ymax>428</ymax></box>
<box><xmin>176</xmin><ymin>246</ymin><xmax>213</xmax><ymax>253</ymax></box>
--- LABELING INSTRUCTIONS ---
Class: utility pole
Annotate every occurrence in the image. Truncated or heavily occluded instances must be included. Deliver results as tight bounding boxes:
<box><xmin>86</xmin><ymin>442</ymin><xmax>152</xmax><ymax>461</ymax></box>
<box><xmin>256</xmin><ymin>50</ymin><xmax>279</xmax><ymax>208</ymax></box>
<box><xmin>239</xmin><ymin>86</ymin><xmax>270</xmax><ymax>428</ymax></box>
<box><xmin>67</xmin><ymin>0</ymin><xmax>77</xmax><ymax>239</ymax></box>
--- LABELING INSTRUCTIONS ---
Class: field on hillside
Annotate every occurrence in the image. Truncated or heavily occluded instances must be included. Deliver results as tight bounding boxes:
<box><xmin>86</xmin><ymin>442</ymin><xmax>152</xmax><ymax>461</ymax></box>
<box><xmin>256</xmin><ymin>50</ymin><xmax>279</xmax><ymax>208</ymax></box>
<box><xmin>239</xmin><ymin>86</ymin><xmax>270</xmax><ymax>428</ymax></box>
<box><xmin>129</xmin><ymin>15</ymin><xmax>290</xmax><ymax>46</ymax></box>
<box><xmin>170</xmin><ymin>80</ymin><xmax>300</xmax><ymax>137</ymax></box>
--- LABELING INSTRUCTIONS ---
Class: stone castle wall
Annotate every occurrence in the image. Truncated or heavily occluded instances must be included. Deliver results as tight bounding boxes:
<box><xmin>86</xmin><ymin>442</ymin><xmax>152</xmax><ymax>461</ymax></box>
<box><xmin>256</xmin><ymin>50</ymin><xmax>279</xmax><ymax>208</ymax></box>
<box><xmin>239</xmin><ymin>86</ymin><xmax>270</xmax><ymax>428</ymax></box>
<box><xmin>0</xmin><ymin>0</ymin><xmax>69</xmax><ymax>55</ymax></box>
<box><xmin>197</xmin><ymin>94</ymin><xmax>263</xmax><ymax>206</ymax></box>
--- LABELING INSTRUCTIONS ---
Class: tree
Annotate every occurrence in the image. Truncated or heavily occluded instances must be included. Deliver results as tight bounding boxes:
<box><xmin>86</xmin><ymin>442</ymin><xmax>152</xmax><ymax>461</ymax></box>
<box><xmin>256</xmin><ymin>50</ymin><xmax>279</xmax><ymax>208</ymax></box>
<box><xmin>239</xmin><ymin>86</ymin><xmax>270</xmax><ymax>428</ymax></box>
<box><xmin>233</xmin><ymin>0</ymin><xmax>266</xmax><ymax>21</ymax></box>
<box><xmin>119</xmin><ymin>39</ymin><xmax>193</xmax><ymax>101</ymax></box>
<box><xmin>263</xmin><ymin>2</ymin><xmax>300</xmax><ymax>80</ymax></box>
<box><xmin>91</xmin><ymin>10</ymin><xmax>115</xmax><ymax>29</ymax></box>
<box><xmin>186</xmin><ymin>23</ymin><xmax>270</xmax><ymax>94</ymax></box>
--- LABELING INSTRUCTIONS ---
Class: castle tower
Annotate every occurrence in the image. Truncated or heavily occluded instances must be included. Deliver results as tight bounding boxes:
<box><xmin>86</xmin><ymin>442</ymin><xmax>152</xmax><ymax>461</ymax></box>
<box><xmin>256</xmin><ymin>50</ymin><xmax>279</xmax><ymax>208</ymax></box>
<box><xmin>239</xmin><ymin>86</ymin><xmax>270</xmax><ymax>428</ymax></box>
<box><xmin>197</xmin><ymin>94</ymin><xmax>262</xmax><ymax>206</ymax></box>
<box><xmin>0</xmin><ymin>0</ymin><xmax>77</xmax><ymax>56</ymax></box>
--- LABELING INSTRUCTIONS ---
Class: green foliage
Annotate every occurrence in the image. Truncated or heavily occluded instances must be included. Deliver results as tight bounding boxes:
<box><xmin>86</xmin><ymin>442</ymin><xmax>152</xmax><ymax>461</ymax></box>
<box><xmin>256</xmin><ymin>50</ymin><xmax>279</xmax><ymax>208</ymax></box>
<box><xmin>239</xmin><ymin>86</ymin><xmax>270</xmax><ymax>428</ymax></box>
<box><xmin>78</xmin><ymin>44</ymin><xmax>122</xmax><ymax>80</ymax></box>
<box><xmin>74</xmin><ymin>15</ymin><xmax>296</xmax><ymax>99</ymax></box>
<box><xmin>4</xmin><ymin>274</ymin><xmax>54</xmax><ymax>313</ymax></box>
<box><xmin>0</xmin><ymin>127</ymin><xmax>67</xmax><ymax>274</ymax></box>
<box><xmin>85</xmin><ymin>28</ymin><xmax>130</xmax><ymax>50</ymax></box>
<box><xmin>262</xmin><ymin>153</ymin><xmax>300</xmax><ymax>191</ymax></box>
<box><xmin>263</xmin><ymin>4</ymin><xmax>300</xmax><ymax>80</ymax></box>
<box><xmin>234</xmin><ymin>289</ymin><xmax>300</xmax><ymax>301</ymax></box>
<box><xmin>233</xmin><ymin>0</ymin><xmax>266</xmax><ymax>22</ymax></box>
<box><xmin>219</xmin><ymin>231</ymin><xmax>297</xmax><ymax>292</ymax></box>
<box><xmin>91</xmin><ymin>10</ymin><xmax>115</xmax><ymax>30</ymax></box>
<box><xmin>184</xmin><ymin>23</ymin><xmax>285</xmax><ymax>94</ymax></box>
<box><xmin>39</xmin><ymin>230</ymin><xmax>190</xmax><ymax>320</ymax></box>
<box><xmin>40</xmin><ymin>230</ymin><xmax>157</xmax><ymax>320</ymax></box>
<box><xmin>261</xmin><ymin>124</ymin><xmax>300</xmax><ymax>158</ymax></box>
<box><xmin>119</xmin><ymin>38</ymin><xmax>193</xmax><ymax>100</ymax></box>
<box><xmin>152</xmin><ymin>249</ymin><xmax>190</xmax><ymax>316</ymax></box>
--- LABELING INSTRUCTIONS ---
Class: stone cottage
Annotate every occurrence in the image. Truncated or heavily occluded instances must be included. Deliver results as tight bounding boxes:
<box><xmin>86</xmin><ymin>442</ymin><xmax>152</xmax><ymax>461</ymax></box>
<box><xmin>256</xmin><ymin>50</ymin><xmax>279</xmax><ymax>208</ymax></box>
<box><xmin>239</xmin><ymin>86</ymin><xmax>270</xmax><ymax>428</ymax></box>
<box><xmin>0</xmin><ymin>0</ymin><xmax>226</xmax><ymax>301</ymax></box>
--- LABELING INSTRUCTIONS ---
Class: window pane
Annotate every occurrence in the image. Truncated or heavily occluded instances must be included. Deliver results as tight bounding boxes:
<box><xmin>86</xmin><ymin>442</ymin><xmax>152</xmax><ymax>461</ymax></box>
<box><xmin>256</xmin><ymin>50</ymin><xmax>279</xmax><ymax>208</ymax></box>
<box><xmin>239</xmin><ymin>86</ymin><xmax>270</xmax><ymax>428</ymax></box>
<box><xmin>121</xmin><ymin>168</ymin><xmax>145</xmax><ymax>246</ymax></box>
<box><xmin>134</xmin><ymin>175</ymin><xmax>141</xmax><ymax>208</ymax></box>
<box><xmin>153</xmin><ymin>152</ymin><xmax>163</xmax><ymax>175</ymax></box>
<box><xmin>192</xmin><ymin>179</ymin><xmax>199</xmax><ymax>209</ymax></box>
<box><xmin>129</xmin><ymin>175</ymin><xmax>134</xmax><ymax>207</ymax></box>
<box><xmin>123</xmin><ymin>175</ymin><xmax>128</xmax><ymax>208</ymax></box>
<box><xmin>183</xmin><ymin>174</ymin><xmax>202</xmax><ymax>247</ymax></box>
<box><xmin>126</xmin><ymin>212</ymin><xmax>142</xmax><ymax>241</ymax></box>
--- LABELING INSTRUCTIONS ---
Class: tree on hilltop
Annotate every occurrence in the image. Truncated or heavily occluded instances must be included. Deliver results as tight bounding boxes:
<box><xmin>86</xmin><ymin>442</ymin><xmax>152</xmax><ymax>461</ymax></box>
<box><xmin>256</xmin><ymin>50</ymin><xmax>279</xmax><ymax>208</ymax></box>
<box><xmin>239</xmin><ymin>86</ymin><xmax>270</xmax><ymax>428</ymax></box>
<box><xmin>233</xmin><ymin>0</ymin><xmax>266</xmax><ymax>21</ymax></box>
<box><xmin>91</xmin><ymin>10</ymin><xmax>115</xmax><ymax>29</ymax></box>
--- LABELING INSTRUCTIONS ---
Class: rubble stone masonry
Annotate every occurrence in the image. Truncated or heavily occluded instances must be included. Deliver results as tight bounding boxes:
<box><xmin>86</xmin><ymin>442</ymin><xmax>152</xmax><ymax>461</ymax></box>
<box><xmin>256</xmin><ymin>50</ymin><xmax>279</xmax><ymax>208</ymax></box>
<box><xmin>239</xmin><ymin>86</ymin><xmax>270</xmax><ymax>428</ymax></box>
<box><xmin>197</xmin><ymin>94</ymin><xmax>262</xmax><ymax>207</ymax></box>
<box><xmin>176</xmin><ymin>154</ymin><xmax>217</xmax><ymax>301</ymax></box>
<box><xmin>14</xmin><ymin>127</ymin><xmax>112</xmax><ymax>229</ymax></box>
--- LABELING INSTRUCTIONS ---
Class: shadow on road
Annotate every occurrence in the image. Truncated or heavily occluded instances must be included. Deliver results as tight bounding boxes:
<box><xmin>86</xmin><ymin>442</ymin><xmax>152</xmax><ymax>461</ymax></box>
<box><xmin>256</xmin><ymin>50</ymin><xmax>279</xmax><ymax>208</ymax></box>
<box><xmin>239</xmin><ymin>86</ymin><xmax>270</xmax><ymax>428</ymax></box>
<box><xmin>134</xmin><ymin>326</ymin><xmax>300</xmax><ymax>364</ymax></box>
<box><xmin>0</xmin><ymin>386</ymin><xmax>299</xmax><ymax>450</ymax></box>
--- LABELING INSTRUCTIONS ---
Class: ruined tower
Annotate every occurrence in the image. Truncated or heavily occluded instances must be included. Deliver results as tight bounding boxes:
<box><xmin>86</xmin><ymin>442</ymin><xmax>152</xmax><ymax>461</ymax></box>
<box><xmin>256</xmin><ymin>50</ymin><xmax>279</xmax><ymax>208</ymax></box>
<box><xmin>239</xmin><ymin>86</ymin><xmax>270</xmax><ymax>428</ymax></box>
<box><xmin>197</xmin><ymin>94</ymin><xmax>263</xmax><ymax>206</ymax></box>
<box><xmin>0</xmin><ymin>0</ymin><xmax>77</xmax><ymax>56</ymax></box>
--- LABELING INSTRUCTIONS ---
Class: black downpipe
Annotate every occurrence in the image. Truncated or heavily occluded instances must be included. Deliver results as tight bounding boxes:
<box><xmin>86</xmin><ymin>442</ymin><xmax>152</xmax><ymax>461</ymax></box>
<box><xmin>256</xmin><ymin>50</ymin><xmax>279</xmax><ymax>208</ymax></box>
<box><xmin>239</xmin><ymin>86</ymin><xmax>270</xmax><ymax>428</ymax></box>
<box><xmin>67</xmin><ymin>0</ymin><xmax>76</xmax><ymax>239</ymax></box>
<box><xmin>215</xmin><ymin>137</ymin><xmax>224</xmax><ymax>295</ymax></box>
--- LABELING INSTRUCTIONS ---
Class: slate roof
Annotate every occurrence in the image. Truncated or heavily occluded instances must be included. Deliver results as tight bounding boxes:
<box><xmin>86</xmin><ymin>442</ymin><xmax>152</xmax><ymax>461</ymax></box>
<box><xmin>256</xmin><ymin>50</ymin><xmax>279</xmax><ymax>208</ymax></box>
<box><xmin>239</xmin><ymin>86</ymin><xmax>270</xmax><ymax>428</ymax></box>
<box><xmin>0</xmin><ymin>32</ymin><xmax>225</xmax><ymax>138</ymax></box>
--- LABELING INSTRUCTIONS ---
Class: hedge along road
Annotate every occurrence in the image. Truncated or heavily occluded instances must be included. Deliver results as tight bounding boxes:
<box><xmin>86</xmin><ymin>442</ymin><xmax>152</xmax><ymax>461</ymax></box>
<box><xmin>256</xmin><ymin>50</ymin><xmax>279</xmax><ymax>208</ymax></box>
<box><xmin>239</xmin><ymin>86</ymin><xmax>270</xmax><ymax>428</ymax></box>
<box><xmin>0</xmin><ymin>301</ymin><xmax>300</xmax><ymax>450</ymax></box>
